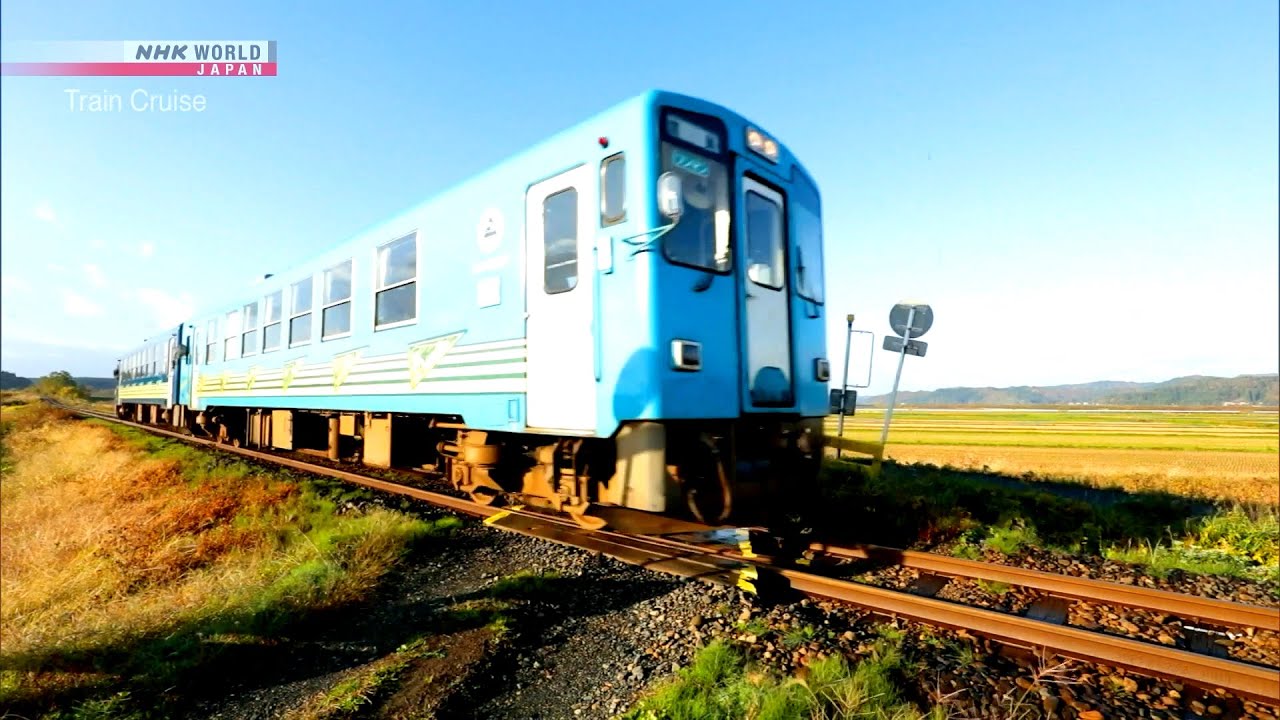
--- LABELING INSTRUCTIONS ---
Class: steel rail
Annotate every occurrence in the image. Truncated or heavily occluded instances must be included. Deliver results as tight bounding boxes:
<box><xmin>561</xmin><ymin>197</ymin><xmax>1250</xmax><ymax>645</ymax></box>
<box><xmin>779</xmin><ymin>569</ymin><xmax>1280</xmax><ymax>704</ymax></box>
<box><xmin>812</xmin><ymin>543</ymin><xmax>1280</xmax><ymax>632</ymax></box>
<box><xmin>60</xmin><ymin>403</ymin><xmax>1280</xmax><ymax>705</ymax></box>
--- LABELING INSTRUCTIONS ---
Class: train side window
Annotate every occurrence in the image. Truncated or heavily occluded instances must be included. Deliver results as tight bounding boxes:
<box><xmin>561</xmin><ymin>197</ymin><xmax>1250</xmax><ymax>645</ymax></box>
<box><xmin>322</xmin><ymin>260</ymin><xmax>353</xmax><ymax>339</ymax></box>
<box><xmin>600</xmin><ymin>153</ymin><xmax>626</xmax><ymax>226</ymax></box>
<box><xmin>205</xmin><ymin>319</ymin><xmax>218</xmax><ymax>363</ymax></box>
<box><xmin>543</xmin><ymin>188</ymin><xmax>578</xmax><ymax>294</ymax></box>
<box><xmin>791</xmin><ymin>174</ymin><xmax>825</xmax><ymax>304</ymax></box>
<box><xmin>375</xmin><ymin>233</ymin><xmax>416</xmax><ymax>328</ymax></box>
<box><xmin>224</xmin><ymin>310</ymin><xmax>242</xmax><ymax>360</ymax></box>
<box><xmin>241</xmin><ymin>301</ymin><xmax>260</xmax><ymax>357</ymax></box>
<box><xmin>263</xmin><ymin>290</ymin><xmax>283</xmax><ymax>352</ymax></box>
<box><xmin>290</xmin><ymin>277</ymin><xmax>313</xmax><ymax>347</ymax></box>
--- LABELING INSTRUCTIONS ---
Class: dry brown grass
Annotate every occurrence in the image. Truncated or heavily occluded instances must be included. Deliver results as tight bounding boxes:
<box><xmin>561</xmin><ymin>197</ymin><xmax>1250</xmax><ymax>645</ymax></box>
<box><xmin>0</xmin><ymin>404</ymin><xmax>433</xmax><ymax>712</ymax></box>
<box><xmin>880</xmin><ymin>444</ymin><xmax>1279</xmax><ymax>506</ymax></box>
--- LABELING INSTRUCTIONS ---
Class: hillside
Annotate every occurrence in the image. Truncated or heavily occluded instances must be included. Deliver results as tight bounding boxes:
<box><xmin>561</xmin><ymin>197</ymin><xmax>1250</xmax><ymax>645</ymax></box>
<box><xmin>860</xmin><ymin>373</ymin><xmax>1279</xmax><ymax>407</ymax></box>
<box><xmin>0</xmin><ymin>372</ymin><xmax>115</xmax><ymax>391</ymax></box>
<box><xmin>0</xmin><ymin>370</ymin><xmax>31</xmax><ymax>390</ymax></box>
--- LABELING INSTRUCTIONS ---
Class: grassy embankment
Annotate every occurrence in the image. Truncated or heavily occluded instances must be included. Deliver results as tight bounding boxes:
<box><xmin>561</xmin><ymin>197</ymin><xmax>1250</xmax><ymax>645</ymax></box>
<box><xmin>0</xmin><ymin>402</ymin><xmax>451</xmax><ymax>718</ymax></box>
<box><xmin>823</xmin><ymin>408</ymin><xmax>1278</xmax><ymax>586</ymax></box>
<box><xmin>623</xmin><ymin>629</ymin><xmax>946</xmax><ymax>720</ymax></box>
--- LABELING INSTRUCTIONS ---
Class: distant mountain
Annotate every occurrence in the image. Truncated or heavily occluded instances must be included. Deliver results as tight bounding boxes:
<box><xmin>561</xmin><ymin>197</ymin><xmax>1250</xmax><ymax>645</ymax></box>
<box><xmin>860</xmin><ymin>374</ymin><xmax>1279</xmax><ymax>407</ymax></box>
<box><xmin>0</xmin><ymin>370</ymin><xmax>31</xmax><ymax>390</ymax></box>
<box><xmin>0</xmin><ymin>372</ymin><xmax>115</xmax><ymax>392</ymax></box>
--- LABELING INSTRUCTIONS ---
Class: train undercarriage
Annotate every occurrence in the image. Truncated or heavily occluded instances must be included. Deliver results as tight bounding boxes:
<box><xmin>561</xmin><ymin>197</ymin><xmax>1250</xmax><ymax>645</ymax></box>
<box><xmin>115</xmin><ymin>402</ymin><xmax>825</xmax><ymax>531</ymax></box>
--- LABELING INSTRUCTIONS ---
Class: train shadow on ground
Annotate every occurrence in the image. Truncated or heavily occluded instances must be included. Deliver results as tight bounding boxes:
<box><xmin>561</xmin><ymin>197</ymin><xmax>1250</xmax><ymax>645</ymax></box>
<box><xmin>805</xmin><ymin>457</ymin><xmax>1248</xmax><ymax>557</ymax></box>
<box><xmin>0</xmin><ymin>528</ymin><xmax>684</xmax><ymax>718</ymax></box>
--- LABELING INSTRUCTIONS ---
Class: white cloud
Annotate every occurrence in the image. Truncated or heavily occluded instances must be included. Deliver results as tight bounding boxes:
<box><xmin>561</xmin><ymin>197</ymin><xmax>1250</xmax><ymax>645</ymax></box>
<box><xmin>62</xmin><ymin>289</ymin><xmax>104</xmax><ymax>317</ymax></box>
<box><xmin>135</xmin><ymin>287</ymin><xmax>194</xmax><ymax>328</ymax></box>
<box><xmin>89</xmin><ymin>238</ymin><xmax>107</xmax><ymax>249</ymax></box>
<box><xmin>2</xmin><ymin>326</ymin><xmax>128</xmax><ymax>352</ymax></box>
<box><xmin>47</xmin><ymin>263</ymin><xmax>67</xmax><ymax>272</ymax></box>
<box><xmin>83</xmin><ymin>263</ymin><xmax>107</xmax><ymax>288</ymax></box>
<box><xmin>1</xmin><ymin>274</ymin><xmax>31</xmax><ymax>294</ymax></box>
<box><xmin>34</xmin><ymin>200</ymin><xmax>57</xmax><ymax>224</ymax></box>
<box><xmin>139</xmin><ymin>242</ymin><xmax>155</xmax><ymax>258</ymax></box>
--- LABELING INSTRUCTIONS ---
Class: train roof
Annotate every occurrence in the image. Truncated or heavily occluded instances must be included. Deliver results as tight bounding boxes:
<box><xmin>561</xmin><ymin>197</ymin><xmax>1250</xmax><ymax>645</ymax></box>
<box><xmin>179</xmin><ymin>89</ymin><xmax>816</xmax><ymax>324</ymax></box>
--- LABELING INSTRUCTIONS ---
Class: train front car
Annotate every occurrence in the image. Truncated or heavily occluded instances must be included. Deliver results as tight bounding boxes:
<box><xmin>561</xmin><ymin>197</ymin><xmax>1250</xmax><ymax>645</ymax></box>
<box><xmin>162</xmin><ymin>90</ymin><xmax>826</xmax><ymax>534</ymax></box>
<box><xmin>615</xmin><ymin>92</ymin><xmax>829</xmax><ymax>528</ymax></box>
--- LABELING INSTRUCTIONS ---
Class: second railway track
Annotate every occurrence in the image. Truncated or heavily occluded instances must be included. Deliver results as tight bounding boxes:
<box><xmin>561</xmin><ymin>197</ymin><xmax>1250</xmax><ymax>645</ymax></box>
<box><xmin>57</xmin><ymin>401</ymin><xmax>1280</xmax><ymax>706</ymax></box>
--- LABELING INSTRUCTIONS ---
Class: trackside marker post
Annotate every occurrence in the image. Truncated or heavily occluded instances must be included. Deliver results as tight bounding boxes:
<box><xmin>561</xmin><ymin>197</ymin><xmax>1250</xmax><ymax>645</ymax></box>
<box><xmin>836</xmin><ymin>314</ymin><xmax>854</xmax><ymax>458</ymax></box>
<box><xmin>833</xmin><ymin>314</ymin><xmax>874</xmax><ymax>459</ymax></box>
<box><xmin>879</xmin><ymin>303</ymin><xmax>933</xmax><ymax>447</ymax></box>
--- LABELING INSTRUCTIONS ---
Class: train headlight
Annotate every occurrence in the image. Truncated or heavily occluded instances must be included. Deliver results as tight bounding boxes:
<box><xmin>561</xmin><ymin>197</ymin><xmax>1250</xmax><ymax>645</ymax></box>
<box><xmin>814</xmin><ymin>358</ymin><xmax>830</xmax><ymax>382</ymax></box>
<box><xmin>671</xmin><ymin>340</ymin><xmax>702</xmax><ymax>371</ymax></box>
<box><xmin>745</xmin><ymin>127</ymin><xmax>779</xmax><ymax>163</ymax></box>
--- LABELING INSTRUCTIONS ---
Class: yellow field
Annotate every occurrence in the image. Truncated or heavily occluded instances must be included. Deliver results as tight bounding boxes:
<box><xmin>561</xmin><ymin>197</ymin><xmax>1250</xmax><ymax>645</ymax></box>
<box><xmin>827</xmin><ymin>408</ymin><xmax>1279</xmax><ymax>505</ymax></box>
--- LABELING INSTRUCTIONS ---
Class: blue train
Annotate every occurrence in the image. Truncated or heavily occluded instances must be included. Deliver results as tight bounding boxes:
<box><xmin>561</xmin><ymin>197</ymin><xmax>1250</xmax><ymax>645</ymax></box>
<box><xmin>115</xmin><ymin>90</ymin><xmax>830</xmax><ymax>529</ymax></box>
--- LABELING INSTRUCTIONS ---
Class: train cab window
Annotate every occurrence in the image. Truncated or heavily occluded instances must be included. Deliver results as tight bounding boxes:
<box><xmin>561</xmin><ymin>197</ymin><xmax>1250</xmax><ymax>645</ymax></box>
<box><xmin>600</xmin><ymin>153</ymin><xmax>626</xmax><ymax>226</ymax></box>
<box><xmin>744</xmin><ymin>190</ymin><xmax>785</xmax><ymax>290</ymax></box>
<box><xmin>205</xmin><ymin>319</ymin><xmax>218</xmax><ymax>364</ymax></box>
<box><xmin>375</xmin><ymin>233</ymin><xmax>416</xmax><ymax>328</ymax></box>
<box><xmin>290</xmin><ymin>277</ymin><xmax>313</xmax><ymax>347</ymax></box>
<box><xmin>543</xmin><ymin>189</ymin><xmax>578</xmax><ymax>294</ymax></box>
<box><xmin>263</xmin><ymin>291</ymin><xmax>283</xmax><ymax>352</ymax></box>
<box><xmin>224</xmin><ymin>310</ymin><xmax>242</xmax><ymax>360</ymax></box>
<box><xmin>660</xmin><ymin>142</ymin><xmax>731</xmax><ymax>273</ymax></box>
<box><xmin>322</xmin><ymin>260</ymin><xmax>353</xmax><ymax>339</ymax></box>
<box><xmin>241</xmin><ymin>301</ymin><xmax>260</xmax><ymax>356</ymax></box>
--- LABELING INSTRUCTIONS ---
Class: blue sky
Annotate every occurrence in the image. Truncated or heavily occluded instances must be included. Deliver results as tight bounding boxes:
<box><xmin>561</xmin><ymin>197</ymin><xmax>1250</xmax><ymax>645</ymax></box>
<box><xmin>1</xmin><ymin>0</ymin><xmax>1276</xmax><ymax>395</ymax></box>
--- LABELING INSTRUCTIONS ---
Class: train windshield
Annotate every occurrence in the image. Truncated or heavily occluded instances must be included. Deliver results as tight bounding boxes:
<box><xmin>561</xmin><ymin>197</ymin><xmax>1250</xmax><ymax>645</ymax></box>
<box><xmin>660</xmin><ymin>142</ymin><xmax>731</xmax><ymax>272</ymax></box>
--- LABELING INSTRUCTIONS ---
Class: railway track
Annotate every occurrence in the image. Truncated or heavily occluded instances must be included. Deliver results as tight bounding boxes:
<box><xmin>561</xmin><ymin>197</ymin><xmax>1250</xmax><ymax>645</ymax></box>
<box><xmin>57</xmin><ymin>402</ymin><xmax>1280</xmax><ymax>706</ymax></box>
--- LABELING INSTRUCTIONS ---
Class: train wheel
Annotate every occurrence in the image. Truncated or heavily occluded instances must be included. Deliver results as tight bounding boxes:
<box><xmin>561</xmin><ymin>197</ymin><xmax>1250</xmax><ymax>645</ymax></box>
<box><xmin>677</xmin><ymin>436</ymin><xmax>732</xmax><ymax>525</ymax></box>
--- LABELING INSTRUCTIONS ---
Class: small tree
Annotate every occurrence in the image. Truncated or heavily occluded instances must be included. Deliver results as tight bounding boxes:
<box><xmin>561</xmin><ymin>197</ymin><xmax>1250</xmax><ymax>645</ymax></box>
<box><xmin>33</xmin><ymin>371</ymin><xmax>90</xmax><ymax>401</ymax></box>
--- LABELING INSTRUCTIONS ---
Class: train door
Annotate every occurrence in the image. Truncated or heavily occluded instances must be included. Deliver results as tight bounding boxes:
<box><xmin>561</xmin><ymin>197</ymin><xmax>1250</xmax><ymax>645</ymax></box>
<box><xmin>168</xmin><ymin>335</ymin><xmax>180</xmax><ymax>408</ymax></box>
<box><xmin>524</xmin><ymin>165</ymin><xmax>596</xmax><ymax>432</ymax></box>
<box><xmin>175</xmin><ymin>325</ymin><xmax>193</xmax><ymax>408</ymax></box>
<box><xmin>739</xmin><ymin>176</ymin><xmax>794</xmax><ymax>408</ymax></box>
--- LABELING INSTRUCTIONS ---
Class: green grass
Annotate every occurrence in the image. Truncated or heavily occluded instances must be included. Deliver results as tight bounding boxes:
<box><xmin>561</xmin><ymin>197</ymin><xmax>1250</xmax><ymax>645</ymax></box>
<box><xmin>489</xmin><ymin>570</ymin><xmax>563</xmax><ymax>600</ymax></box>
<box><xmin>1103</xmin><ymin>507</ymin><xmax>1280</xmax><ymax>587</ymax></box>
<box><xmin>622</xmin><ymin>634</ymin><xmax>944</xmax><ymax>720</ymax></box>
<box><xmin>302</xmin><ymin>636</ymin><xmax>445</xmax><ymax>720</ymax></box>
<box><xmin>975</xmin><ymin>580</ymin><xmax>1013</xmax><ymax>595</ymax></box>
<box><xmin>782</xmin><ymin>625</ymin><xmax>818</xmax><ymax>650</ymax></box>
<box><xmin>0</xmin><ymin>411</ymin><xmax>454</xmax><ymax>719</ymax></box>
<box><xmin>816</xmin><ymin>458</ymin><xmax>1279</xmax><ymax>590</ymax></box>
<box><xmin>982</xmin><ymin>522</ymin><xmax>1040</xmax><ymax>556</ymax></box>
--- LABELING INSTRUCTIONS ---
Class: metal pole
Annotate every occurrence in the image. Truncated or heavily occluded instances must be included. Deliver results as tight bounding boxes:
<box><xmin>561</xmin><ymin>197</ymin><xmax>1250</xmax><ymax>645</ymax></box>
<box><xmin>836</xmin><ymin>313</ymin><xmax>854</xmax><ymax>458</ymax></box>
<box><xmin>879</xmin><ymin>307</ymin><xmax>915</xmax><ymax>447</ymax></box>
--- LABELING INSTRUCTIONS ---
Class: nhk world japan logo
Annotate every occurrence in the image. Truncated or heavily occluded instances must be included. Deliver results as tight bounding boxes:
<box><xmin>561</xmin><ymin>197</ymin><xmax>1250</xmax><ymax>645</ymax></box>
<box><xmin>1</xmin><ymin>40</ymin><xmax>277</xmax><ymax>76</ymax></box>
